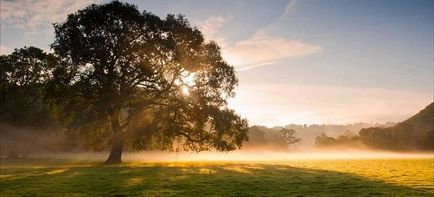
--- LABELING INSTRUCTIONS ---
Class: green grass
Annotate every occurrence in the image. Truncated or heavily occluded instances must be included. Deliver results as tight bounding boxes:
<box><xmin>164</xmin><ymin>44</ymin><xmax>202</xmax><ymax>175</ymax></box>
<box><xmin>0</xmin><ymin>158</ymin><xmax>433</xmax><ymax>196</ymax></box>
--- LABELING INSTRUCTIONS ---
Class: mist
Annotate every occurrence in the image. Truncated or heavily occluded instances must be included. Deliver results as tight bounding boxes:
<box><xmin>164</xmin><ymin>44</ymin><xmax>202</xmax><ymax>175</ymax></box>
<box><xmin>122</xmin><ymin>151</ymin><xmax>433</xmax><ymax>162</ymax></box>
<box><xmin>1</xmin><ymin>120</ymin><xmax>432</xmax><ymax>160</ymax></box>
<box><xmin>2</xmin><ymin>123</ymin><xmax>431</xmax><ymax>162</ymax></box>
<box><xmin>7</xmin><ymin>150</ymin><xmax>431</xmax><ymax>164</ymax></box>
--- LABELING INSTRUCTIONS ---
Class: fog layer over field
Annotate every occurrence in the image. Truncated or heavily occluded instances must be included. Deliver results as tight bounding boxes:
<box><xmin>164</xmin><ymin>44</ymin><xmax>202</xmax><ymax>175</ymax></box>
<box><xmin>28</xmin><ymin>151</ymin><xmax>433</xmax><ymax>162</ymax></box>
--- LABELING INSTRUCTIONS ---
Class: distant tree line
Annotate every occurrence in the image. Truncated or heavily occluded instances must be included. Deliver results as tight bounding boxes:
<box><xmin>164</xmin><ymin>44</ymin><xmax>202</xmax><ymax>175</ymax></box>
<box><xmin>315</xmin><ymin>127</ymin><xmax>434</xmax><ymax>151</ymax></box>
<box><xmin>285</xmin><ymin>122</ymin><xmax>395</xmax><ymax>147</ymax></box>
<box><xmin>315</xmin><ymin>102</ymin><xmax>434</xmax><ymax>151</ymax></box>
<box><xmin>243</xmin><ymin>126</ymin><xmax>301</xmax><ymax>151</ymax></box>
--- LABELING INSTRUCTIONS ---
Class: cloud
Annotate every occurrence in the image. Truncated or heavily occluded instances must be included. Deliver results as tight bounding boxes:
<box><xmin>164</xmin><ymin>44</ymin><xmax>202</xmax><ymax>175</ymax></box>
<box><xmin>0</xmin><ymin>0</ymin><xmax>96</xmax><ymax>29</ymax></box>
<box><xmin>233</xmin><ymin>61</ymin><xmax>278</xmax><ymax>71</ymax></box>
<box><xmin>283</xmin><ymin>0</ymin><xmax>298</xmax><ymax>17</ymax></box>
<box><xmin>196</xmin><ymin>2</ymin><xmax>319</xmax><ymax>71</ymax></box>
<box><xmin>228</xmin><ymin>83</ymin><xmax>432</xmax><ymax>127</ymax></box>
<box><xmin>198</xmin><ymin>16</ymin><xmax>229</xmax><ymax>47</ymax></box>
<box><xmin>223</xmin><ymin>32</ymin><xmax>321</xmax><ymax>70</ymax></box>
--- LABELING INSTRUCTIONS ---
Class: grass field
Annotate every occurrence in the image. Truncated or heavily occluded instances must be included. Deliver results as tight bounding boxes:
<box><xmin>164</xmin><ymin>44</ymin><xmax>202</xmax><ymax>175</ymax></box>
<box><xmin>0</xmin><ymin>158</ymin><xmax>433</xmax><ymax>196</ymax></box>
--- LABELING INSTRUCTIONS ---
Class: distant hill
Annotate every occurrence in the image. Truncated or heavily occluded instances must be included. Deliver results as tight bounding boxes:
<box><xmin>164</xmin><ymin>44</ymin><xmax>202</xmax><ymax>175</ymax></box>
<box><xmin>353</xmin><ymin>102</ymin><xmax>433</xmax><ymax>151</ymax></box>
<box><xmin>395</xmin><ymin>101</ymin><xmax>434</xmax><ymax>135</ymax></box>
<box><xmin>313</xmin><ymin>102</ymin><xmax>433</xmax><ymax>151</ymax></box>
<box><xmin>245</xmin><ymin>102</ymin><xmax>434</xmax><ymax>151</ymax></box>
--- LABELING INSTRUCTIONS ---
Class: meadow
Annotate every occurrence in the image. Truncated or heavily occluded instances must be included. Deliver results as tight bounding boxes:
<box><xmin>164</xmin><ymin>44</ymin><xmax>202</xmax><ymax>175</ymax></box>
<box><xmin>0</xmin><ymin>157</ymin><xmax>433</xmax><ymax>196</ymax></box>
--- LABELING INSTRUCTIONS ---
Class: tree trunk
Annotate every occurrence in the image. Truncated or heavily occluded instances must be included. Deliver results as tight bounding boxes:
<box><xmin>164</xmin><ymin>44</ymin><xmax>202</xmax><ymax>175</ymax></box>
<box><xmin>104</xmin><ymin>110</ymin><xmax>126</xmax><ymax>164</ymax></box>
<box><xmin>104</xmin><ymin>136</ymin><xmax>124</xmax><ymax>164</ymax></box>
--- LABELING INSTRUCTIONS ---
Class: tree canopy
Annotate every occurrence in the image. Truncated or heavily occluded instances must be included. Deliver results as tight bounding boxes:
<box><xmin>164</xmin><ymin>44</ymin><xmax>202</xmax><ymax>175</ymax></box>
<box><xmin>47</xmin><ymin>1</ymin><xmax>248</xmax><ymax>163</ymax></box>
<box><xmin>279</xmin><ymin>128</ymin><xmax>301</xmax><ymax>147</ymax></box>
<box><xmin>0</xmin><ymin>47</ymin><xmax>56</xmax><ymax>127</ymax></box>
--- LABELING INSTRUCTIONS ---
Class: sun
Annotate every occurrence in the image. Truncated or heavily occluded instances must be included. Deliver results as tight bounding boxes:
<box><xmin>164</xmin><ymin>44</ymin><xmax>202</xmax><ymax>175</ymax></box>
<box><xmin>182</xmin><ymin>72</ymin><xmax>196</xmax><ymax>86</ymax></box>
<box><xmin>178</xmin><ymin>72</ymin><xmax>196</xmax><ymax>96</ymax></box>
<box><xmin>181</xmin><ymin>86</ymin><xmax>190</xmax><ymax>95</ymax></box>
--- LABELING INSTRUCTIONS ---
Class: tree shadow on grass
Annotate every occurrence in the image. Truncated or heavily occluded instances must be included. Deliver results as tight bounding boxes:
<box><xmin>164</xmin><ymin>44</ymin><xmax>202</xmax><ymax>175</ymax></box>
<box><xmin>0</xmin><ymin>159</ymin><xmax>433</xmax><ymax>196</ymax></box>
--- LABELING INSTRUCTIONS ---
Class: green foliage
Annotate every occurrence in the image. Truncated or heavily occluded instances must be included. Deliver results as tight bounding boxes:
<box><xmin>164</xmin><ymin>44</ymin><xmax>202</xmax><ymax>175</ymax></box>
<box><xmin>314</xmin><ymin>132</ymin><xmax>360</xmax><ymax>148</ymax></box>
<box><xmin>244</xmin><ymin>126</ymin><xmax>301</xmax><ymax>150</ymax></box>
<box><xmin>315</xmin><ymin>133</ymin><xmax>338</xmax><ymax>147</ymax></box>
<box><xmin>244</xmin><ymin>126</ymin><xmax>268</xmax><ymax>147</ymax></box>
<box><xmin>47</xmin><ymin>1</ymin><xmax>248</xmax><ymax>155</ymax></box>
<box><xmin>0</xmin><ymin>159</ymin><xmax>432</xmax><ymax>196</ymax></box>
<box><xmin>279</xmin><ymin>128</ymin><xmax>301</xmax><ymax>146</ymax></box>
<box><xmin>0</xmin><ymin>47</ymin><xmax>56</xmax><ymax>127</ymax></box>
<box><xmin>417</xmin><ymin>129</ymin><xmax>434</xmax><ymax>150</ymax></box>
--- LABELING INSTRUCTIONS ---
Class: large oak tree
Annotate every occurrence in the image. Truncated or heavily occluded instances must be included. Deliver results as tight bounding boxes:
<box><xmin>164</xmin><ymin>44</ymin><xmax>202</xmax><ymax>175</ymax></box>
<box><xmin>48</xmin><ymin>1</ymin><xmax>248</xmax><ymax>164</ymax></box>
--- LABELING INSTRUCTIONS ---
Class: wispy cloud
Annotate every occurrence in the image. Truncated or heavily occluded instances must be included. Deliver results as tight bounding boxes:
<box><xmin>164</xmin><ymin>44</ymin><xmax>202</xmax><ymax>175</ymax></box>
<box><xmin>233</xmin><ymin>61</ymin><xmax>278</xmax><ymax>71</ymax></box>
<box><xmin>0</xmin><ymin>0</ymin><xmax>96</xmax><ymax>29</ymax></box>
<box><xmin>283</xmin><ymin>0</ymin><xmax>298</xmax><ymax>17</ymax></box>
<box><xmin>198</xmin><ymin>16</ymin><xmax>230</xmax><ymax>47</ymax></box>
<box><xmin>196</xmin><ymin>1</ymin><xmax>320</xmax><ymax>71</ymax></box>
<box><xmin>223</xmin><ymin>32</ymin><xmax>321</xmax><ymax>70</ymax></box>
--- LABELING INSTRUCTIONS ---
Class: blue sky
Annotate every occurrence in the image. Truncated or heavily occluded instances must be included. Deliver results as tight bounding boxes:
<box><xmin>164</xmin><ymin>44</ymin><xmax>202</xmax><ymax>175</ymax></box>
<box><xmin>1</xmin><ymin>0</ymin><xmax>433</xmax><ymax>126</ymax></box>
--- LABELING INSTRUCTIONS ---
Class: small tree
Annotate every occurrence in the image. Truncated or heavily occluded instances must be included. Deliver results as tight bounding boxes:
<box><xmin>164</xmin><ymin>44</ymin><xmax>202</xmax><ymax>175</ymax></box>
<box><xmin>279</xmin><ymin>128</ymin><xmax>301</xmax><ymax>148</ymax></box>
<box><xmin>314</xmin><ymin>133</ymin><xmax>337</xmax><ymax>147</ymax></box>
<box><xmin>48</xmin><ymin>1</ymin><xmax>248</xmax><ymax>164</ymax></box>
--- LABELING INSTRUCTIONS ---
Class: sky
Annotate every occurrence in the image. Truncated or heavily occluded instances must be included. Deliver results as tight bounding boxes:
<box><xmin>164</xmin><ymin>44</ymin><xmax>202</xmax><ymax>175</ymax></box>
<box><xmin>1</xmin><ymin>0</ymin><xmax>433</xmax><ymax>126</ymax></box>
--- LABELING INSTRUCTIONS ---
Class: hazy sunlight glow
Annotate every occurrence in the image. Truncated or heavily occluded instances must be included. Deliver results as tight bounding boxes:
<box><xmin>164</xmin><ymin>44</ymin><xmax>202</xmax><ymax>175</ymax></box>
<box><xmin>181</xmin><ymin>86</ymin><xmax>190</xmax><ymax>95</ymax></box>
<box><xmin>177</xmin><ymin>72</ymin><xmax>196</xmax><ymax>96</ymax></box>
